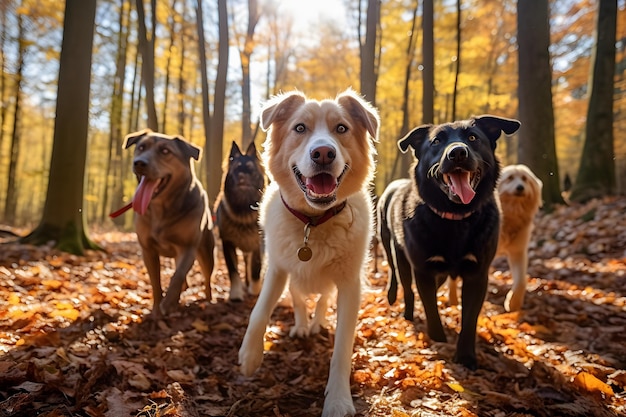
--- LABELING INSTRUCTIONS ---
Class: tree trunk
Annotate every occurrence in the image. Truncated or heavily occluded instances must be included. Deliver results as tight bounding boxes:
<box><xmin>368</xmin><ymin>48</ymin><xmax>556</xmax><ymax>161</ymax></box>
<box><xmin>4</xmin><ymin>10</ymin><xmax>26</xmax><ymax>224</ymax></box>
<box><xmin>206</xmin><ymin>0</ymin><xmax>229</xmax><ymax>204</ymax></box>
<box><xmin>570</xmin><ymin>0</ymin><xmax>617</xmax><ymax>202</ymax></box>
<box><xmin>21</xmin><ymin>0</ymin><xmax>98</xmax><ymax>254</ymax></box>
<box><xmin>422</xmin><ymin>0</ymin><xmax>434</xmax><ymax>125</ymax></box>
<box><xmin>395</xmin><ymin>1</ymin><xmax>419</xmax><ymax>181</ymax></box>
<box><xmin>0</xmin><ymin>1</ymin><xmax>8</xmax><ymax>205</ymax></box>
<box><xmin>103</xmin><ymin>0</ymin><xmax>130</xmax><ymax>224</ymax></box>
<box><xmin>451</xmin><ymin>0</ymin><xmax>461</xmax><ymax>120</ymax></box>
<box><xmin>240</xmin><ymin>0</ymin><xmax>259</xmax><ymax>147</ymax></box>
<box><xmin>360</xmin><ymin>0</ymin><xmax>379</xmax><ymax>106</ymax></box>
<box><xmin>517</xmin><ymin>0</ymin><xmax>564</xmax><ymax>207</ymax></box>
<box><xmin>135</xmin><ymin>0</ymin><xmax>158</xmax><ymax>130</ymax></box>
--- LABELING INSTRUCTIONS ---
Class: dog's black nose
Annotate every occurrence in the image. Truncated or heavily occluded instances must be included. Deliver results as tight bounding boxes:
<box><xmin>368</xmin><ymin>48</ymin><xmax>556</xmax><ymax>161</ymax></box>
<box><xmin>446</xmin><ymin>145</ymin><xmax>468</xmax><ymax>162</ymax></box>
<box><xmin>134</xmin><ymin>159</ymin><xmax>147</xmax><ymax>169</ymax></box>
<box><xmin>310</xmin><ymin>145</ymin><xmax>336</xmax><ymax>165</ymax></box>
<box><xmin>516</xmin><ymin>184</ymin><xmax>525</xmax><ymax>192</ymax></box>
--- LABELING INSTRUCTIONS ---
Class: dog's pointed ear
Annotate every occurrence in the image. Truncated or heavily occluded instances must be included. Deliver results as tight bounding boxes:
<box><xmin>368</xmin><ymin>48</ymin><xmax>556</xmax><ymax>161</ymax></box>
<box><xmin>336</xmin><ymin>89</ymin><xmax>380</xmax><ymax>141</ymax></box>
<box><xmin>245</xmin><ymin>141</ymin><xmax>258</xmax><ymax>157</ymax></box>
<box><xmin>473</xmin><ymin>115</ymin><xmax>521</xmax><ymax>142</ymax></box>
<box><xmin>230</xmin><ymin>141</ymin><xmax>242</xmax><ymax>158</ymax></box>
<box><xmin>123</xmin><ymin>128</ymin><xmax>151</xmax><ymax>149</ymax></box>
<box><xmin>260</xmin><ymin>91</ymin><xmax>306</xmax><ymax>131</ymax></box>
<box><xmin>174</xmin><ymin>137</ymin><xmax>202</xmax><ymax>161</ymax></box>
<box><xmin>398</xmin><ymin>125</ymin><xmax>432</xmax><ymax>156</ymax></box>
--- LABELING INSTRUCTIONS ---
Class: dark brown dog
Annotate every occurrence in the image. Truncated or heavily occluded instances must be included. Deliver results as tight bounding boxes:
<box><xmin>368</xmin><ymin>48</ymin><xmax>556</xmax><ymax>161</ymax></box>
<box><xmin>378</xmin><ymin>115</ymin><xmax>520</xmax><ymax>370</ymax></box>
<box><xmin>122</xmin><ymin>129</ymin><xmax>216</xmax><ymax>316</ymax></box>
<box><xmin>214</xmin><ymin>141</ymin><xmax>265</xmax><ymax>301</ymax></box>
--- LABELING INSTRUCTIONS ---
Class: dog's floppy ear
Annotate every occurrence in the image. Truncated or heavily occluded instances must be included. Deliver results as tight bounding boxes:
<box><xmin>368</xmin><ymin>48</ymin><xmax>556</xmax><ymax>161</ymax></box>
<box><xmin>260</xmin><ymin>91</ymin><xmax>307</xmax><ymax>131</ymax></box>
<box><xmin>173</xmin><ymin>137</ymin><xmax>202</xmax><ymax>161</ymax></box>
<box><xmin>473</xmin><ymin>115</ymin><xmax>521</xmax><ymax>142</ymax></box>
<box><xmin>230</xmin><ymin>141</ymin><xmax>242</xmax><ymax>158</ymax></box>
<box><xmin>398</xmin><ymin>125</ymin><xmax>432</xmax><ymax>155</ymax></box>
<box><xmin>336</xmin><ymin>88</ymin><xmax>380</xmax><ymax>141</ymax></box>
<box><xmin>123</xmin><ymin>128</ymin><xmax>152</xmax><ymax>149</ymax></box>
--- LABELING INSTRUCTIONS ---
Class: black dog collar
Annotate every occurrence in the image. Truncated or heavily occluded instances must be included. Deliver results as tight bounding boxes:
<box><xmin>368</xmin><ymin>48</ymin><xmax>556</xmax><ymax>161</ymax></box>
<box><xmin>428</xmin><ymin>204</ymin><xmax>473</xmax><ymax>220</ymax></box>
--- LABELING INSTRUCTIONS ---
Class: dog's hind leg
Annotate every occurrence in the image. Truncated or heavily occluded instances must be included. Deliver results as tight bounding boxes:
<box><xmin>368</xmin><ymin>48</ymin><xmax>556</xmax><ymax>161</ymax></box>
<box><xmin>309</xmin><ymin>292</ymin><xmax>330</xmax><ymax>335</ymax></box>
<box><xmin>247</xmin><ymin>249</ymin><xmax>262</xmax><ymax>296</ymax></box>
<box><xmin>288</xmin><ymin>284</ymin><xmax>311</xmax><ymax>338</ymax></box>
<box><xmin>394</xmin><ymin>247</ymin><xmax>415</xmax><ymax>321</ymax></box>
<box><xmin>196</xmin><ymin>232</ymin><xmax>215</xmax><ymax>302</ymax></box>
<box><xmin>322</xmin><ymin>279</ymin><xmax>360</xmax><ymax>417</ymax></box>
<box><xmin>239</xmin><ymin>265</ymin><xmax>289</xmax><ymax>376</ymax></box>
<box><xmin>223</xmin><ymin>240</ymin><xmax>245</xmax><ymax>301</ymax></box>
<box><xmin>504</xmin><ymin>249</ymin><xmax>528</xmax><ymax>312</ymax></box>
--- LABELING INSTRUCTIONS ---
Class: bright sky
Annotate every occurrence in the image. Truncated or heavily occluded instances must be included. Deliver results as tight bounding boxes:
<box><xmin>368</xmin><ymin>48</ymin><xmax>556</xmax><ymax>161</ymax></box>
<box><xmin>279</xmin><ymin>0</ymin><xmax>347</xmax><ymax>31</ymax></box>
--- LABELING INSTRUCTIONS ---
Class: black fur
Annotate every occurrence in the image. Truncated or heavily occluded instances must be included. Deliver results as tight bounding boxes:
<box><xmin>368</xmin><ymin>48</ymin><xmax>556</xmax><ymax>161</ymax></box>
<box><xmin>214</xmin><ymin>141</ymin><xmax>266</xmax><ymax>300</ymax></box>
<box><xmin>378</xmin><ymin>115</ymin><xmax>521</xmax><ymax>369</ymax></box>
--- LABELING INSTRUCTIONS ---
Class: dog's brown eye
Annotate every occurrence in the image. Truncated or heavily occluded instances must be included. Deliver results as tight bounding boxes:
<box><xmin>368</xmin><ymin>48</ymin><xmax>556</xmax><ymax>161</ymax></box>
<box><xmin>161</xmin><ymin>147</ymin><xmax>170</xmax><ymax>155</ymax></box>
<box><xmin>295</xmin><ymin>123</ymin><xmax>306</xmax><ymax>133</ymax></box>
<box><xmin>337</xmin><ymin>124</ymin><xmax>348</xmax><ymax>134</ymax></box>
<box><xmin>138</xmin><ymin>144</ymin><xmax>145</xmax><ymax>151</ymax></box>
<box><xmin>431</xmin><ymin>138</ymin><xmax>440</xmax><ymax>146</ymax></box>
<box><xmin>468</xmin><ymin>134</ymin><xmax>477</xmax><ymax>141</ymax></box>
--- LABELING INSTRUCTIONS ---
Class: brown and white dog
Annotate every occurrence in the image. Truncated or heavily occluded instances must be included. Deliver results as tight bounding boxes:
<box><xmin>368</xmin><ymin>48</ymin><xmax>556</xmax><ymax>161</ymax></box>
<box><xmin>496</xmin><ymin>164</ymin><xmax>543</xmax><ymax>311</ymax></box>
<box><xmin>238</xmin><ymin>89</ymin><xmax>379</xmax><ymax>417</ymax></box>
<box><xmin>112</xmin><ymin>129</ymin><xmax>216</xmax><ymax>316</ymax></box>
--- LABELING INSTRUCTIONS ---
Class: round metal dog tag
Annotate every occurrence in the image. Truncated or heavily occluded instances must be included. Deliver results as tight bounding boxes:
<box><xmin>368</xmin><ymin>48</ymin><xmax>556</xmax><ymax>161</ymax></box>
<box><xmin>297</xmin><ymin>246</ymin><xmax>312</xmax><ymax>262</ymax></box>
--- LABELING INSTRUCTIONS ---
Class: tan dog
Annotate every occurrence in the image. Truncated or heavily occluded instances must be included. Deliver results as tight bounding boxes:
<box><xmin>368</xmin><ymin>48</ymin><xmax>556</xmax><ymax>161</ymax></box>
<box><xmin>497</xmin><ymin>164</ymin><xmax>543</xmax><ymax>311</ymax></box>
<box><xmin>448</xmin><ymin>163</ymin><xmax>542</xmax><ymax>312</ymax></box>
<box><xmin>238</xmin><ymin>89</ymin><xmax>379</xmax><ymax>417</ymax></box>
<box><xmin>117</xmin><ymin>129</ymin><xmax>216</xmax><ymax>316</ymax></box>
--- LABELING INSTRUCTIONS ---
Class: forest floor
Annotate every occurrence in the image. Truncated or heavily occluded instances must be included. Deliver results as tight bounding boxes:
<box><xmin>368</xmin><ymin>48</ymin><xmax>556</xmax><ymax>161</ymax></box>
<box><xmin>0</xmin><ymin>196</ymin><xmax>625</xmax><ymax>417</ymax></box>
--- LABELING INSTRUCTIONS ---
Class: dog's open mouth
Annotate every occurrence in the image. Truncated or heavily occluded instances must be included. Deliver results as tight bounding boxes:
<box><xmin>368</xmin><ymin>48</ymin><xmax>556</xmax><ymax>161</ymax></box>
<box><xmin>132</xmin><ymin>175</ymin><xmax>170</xmax><ymax>215</ymax></box>
<box><xmin>442</xmin><ymin>168</ymin><xmax>480</xmax><ymax>204</ymax></box>
<box><xmin>293</xmin><ymin>165</ymin><xmax>347</xmax><ymax>205</ymax></box>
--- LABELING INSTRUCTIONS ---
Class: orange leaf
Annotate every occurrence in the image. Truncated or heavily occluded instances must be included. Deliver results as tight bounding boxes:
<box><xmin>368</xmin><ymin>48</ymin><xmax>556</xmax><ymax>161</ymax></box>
<box><xmin>573</xmin><ymin>371</ymin><xmax>614</xmax><ymax>397</ymax></box>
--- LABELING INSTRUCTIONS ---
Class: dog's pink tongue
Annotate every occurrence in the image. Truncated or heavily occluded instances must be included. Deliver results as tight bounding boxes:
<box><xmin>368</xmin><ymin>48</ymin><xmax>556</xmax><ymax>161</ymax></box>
<box><xmin>306</xmin><ymin>173</ymin><xmax>337</xmax><ymax>195</ymax></box>
<box><xmin>448</xmin><ymin>171</ymin><xmax>475</xmax><ymax>204</ymax></box>
<box><xmin>132</xmin><ymin>176</ymin><xmax>159</xmax><ymax>215</ymax></box>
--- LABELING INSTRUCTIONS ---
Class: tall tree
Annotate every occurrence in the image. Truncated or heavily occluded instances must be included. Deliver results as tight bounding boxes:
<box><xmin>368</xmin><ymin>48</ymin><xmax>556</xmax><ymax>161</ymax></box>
<box><xmin>451</xmin><ymin>0</ymin><xmax>461</xmax><ymax>120</ymax></box>
<box><xmin>135</xmin><ymin>0</ymin><xmax>158</xmax><ymax>130</ymax></box>
<box><xmin>207</xmin><ymin>0</ymin><xmax>229</xmax><ymax>204</ymax></box>
<box><xmin>360</xmin><ymin>0</ymin><xmax>380</xmax><ymax>105</ymax></box>
<box><xmin>238</xmin><ymin>0</ymin><xmax>259</xmax><ymax>146</ymax></box>
<box><xmin>21</xmin><ymin>0</ymin><xmax>98</xmax><ymax>254</ymax></box>
<box><xmin>570</xmin><ymin>0</ymin><xmax>617</xmax><ymax>202</ymax></box>
<box><xmin>422</xmin><ymin>0</ymin><xmax>434</xmax><ymax>125</ymax></box>
<box><xmin>3</xmin><ymin>7</ymin><xmax>26</xmax><ymax>223</ymax></box>
<box><xmin>517</xmin><ymin>0</ymin><xmax>564</xmax><ymax>206</ymax></box>
<box><xmin>103</xmin><ymin>0</ymin><xmax>130</xmax><ymax>224</ymax></box>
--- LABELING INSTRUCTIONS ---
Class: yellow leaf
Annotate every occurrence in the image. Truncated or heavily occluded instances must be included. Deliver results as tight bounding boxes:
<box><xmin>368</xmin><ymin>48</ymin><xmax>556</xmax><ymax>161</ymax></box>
<box><xmin>42</xmin><ymin>279</ymin><xmax>63</xmax><ymax>290</ymax></box>
<box><xmin>8</xmin><ymin>293</ymin><xmax>20</xmax><ymax>305</ymax></box>
<box><xmin>50</xmin><ymin>308</ymin><xmax>80</xmax><ymax>321</ymax></box>
<box><xmin>573</xmin><ymin>371</ymin><xmax>614</xmax><ymax>397</ymax></box>
<box><xmin>191</xmin><ymin>319</ymin><xmax>209</xmax><ymax>332</ymax></box>
<box><xmin>446</xmin><ymin>382</ymin><xmax>465</xmax><ymax>392</ymax></box>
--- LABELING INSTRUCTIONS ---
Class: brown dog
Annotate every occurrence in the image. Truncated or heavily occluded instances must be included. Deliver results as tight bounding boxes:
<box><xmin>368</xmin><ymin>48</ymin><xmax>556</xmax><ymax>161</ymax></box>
<box><xmin>118</xmin><ymin>129</ymin><xmax>216</xmax><ymax>316</ymax></box>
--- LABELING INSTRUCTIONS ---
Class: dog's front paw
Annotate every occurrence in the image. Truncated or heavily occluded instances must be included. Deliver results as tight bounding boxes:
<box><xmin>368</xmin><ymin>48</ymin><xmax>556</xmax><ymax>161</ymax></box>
<box><xmin>238</xmin><ymin>337</ymin><xmax>264</xmax><ymax>376</ymax></box>
<box><xmin>229</xmin><ymin>282</ymin><xmax>245</xmax><ymax>302</ymax></box>
<box><xmin>453</xmin><ymin>352</ymin><xmax>477</xmax><ymax>371</ymax></box>
<box><xmin>159</xmin><ymin>297</ymin><xmax>179</xmax><ymax>316</ymax></box>
<box><xmin>322</xmin><ymin>394</ymin><xmax>356</xmax><ymax>417</ymax></box>
<box><xmin>248</xmin><ymin>279</ymin><xmax>262</xmax><ymax>296</ymax></box>
<box><xmin>289</xmin><ymin>325</ymin><xmax>310</xmax><ymax>338</ymax></box>
<box><xmin>309</xmin><ymin>317</ymin><xmax>328</xmax><ymax>335</ymax></box>
<box><xmin>504</xmin><ymin>289</ymin><xmax>523</xmax><ymax>312</ymax></box>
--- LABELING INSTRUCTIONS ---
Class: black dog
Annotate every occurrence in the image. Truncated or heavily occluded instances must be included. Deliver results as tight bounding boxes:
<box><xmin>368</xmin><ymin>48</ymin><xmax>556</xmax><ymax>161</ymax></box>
<box><xmin>214</xmin><ymin>141</ymin><xmax>266</xmax><ymax>301</ymax></box>
<box><xmin>378</xmin><ymin>115</ymin><xmax>521</xmax><ymax>369</ymax></box>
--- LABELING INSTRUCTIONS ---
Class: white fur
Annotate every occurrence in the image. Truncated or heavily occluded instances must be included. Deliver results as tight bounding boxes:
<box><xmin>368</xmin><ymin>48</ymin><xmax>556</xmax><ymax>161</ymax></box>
<box><xmin>238</xmin><ymin>89</ymin><xmax>378</xmax><ymax>417</ymax></box>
